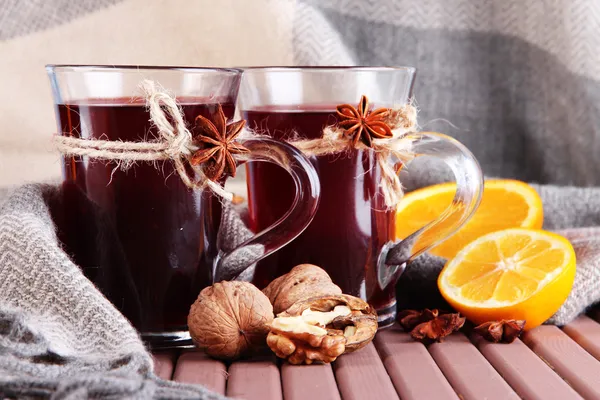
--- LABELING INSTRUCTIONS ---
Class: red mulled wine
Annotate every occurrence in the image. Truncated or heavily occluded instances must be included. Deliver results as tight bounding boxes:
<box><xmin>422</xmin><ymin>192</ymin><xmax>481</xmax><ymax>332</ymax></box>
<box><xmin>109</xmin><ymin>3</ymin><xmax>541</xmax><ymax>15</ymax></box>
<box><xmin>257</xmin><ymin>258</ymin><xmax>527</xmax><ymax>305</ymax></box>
<box><xmin>244</xmin><ymin>107</ymin><xmax>397</xmax><ymax>309</ymax></box>
<box><xmin>52</xmin><ymin>99</ymin><xmax>234</xmax><ymax>333</ymax></box>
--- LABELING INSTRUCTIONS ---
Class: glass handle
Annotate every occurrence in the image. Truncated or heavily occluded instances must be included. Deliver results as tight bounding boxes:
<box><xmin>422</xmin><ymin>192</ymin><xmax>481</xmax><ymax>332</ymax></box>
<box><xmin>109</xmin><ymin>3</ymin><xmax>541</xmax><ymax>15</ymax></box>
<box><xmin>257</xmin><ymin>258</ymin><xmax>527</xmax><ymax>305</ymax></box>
<box><xmin>215</xmin><ymin>137</ymin><xmax>320</xmax><ymax>280</ymax></box>
<box><xmin>378</xmin><ymin>132</ymin><xmax>483</xmax><ymax>290</ymax></box>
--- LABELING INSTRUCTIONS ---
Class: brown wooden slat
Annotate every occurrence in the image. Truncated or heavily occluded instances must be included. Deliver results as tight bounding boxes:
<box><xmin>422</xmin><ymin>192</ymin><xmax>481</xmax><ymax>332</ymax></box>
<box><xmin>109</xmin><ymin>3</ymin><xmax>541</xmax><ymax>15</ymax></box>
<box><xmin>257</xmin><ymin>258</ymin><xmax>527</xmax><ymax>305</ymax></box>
<box><xmin>281</xmin><ymin>363</ymin><xmax>341</xmax><ymax>400</ymax></box>
<box><xmin>523</xmin><ymin>325</ymin><xmax>600</xmax><ymax>399</ymax></box>
<box><xmin>152</xmin><ymin>351</ymin><xmax>177</xmax><ymax>380</ymax></box>
<box><xmin>333</xmin><ymin>342</ymin><xmax>399</xmax><ymax>400</ymax></box>
<box><xmin>428</xmin><ymin>333</ymin><xmax>519</xmax><ymax>400</ymax></box>
<box><xmin>172</xmin><ymin>350</ymin><xmax>227</xmax><ymax>395</ymax></box>
<box><xmin>471</xmin><ymin>334</ymin><xmax>582</xmax><ymax>400</ymax></box>
<box><xmin>563</xmin><ymin>315</ymin><xmax>600</xmax><ymax>361</ymax></box>
<box><xmin>227</xmin><ymin>356</ymin><xmax>282</xmax><ymax>400</ymax></box>
<box><xmin>374</xmin><ymin>326</ymin><xmax>458</xmax><ymax>400</ymax></box>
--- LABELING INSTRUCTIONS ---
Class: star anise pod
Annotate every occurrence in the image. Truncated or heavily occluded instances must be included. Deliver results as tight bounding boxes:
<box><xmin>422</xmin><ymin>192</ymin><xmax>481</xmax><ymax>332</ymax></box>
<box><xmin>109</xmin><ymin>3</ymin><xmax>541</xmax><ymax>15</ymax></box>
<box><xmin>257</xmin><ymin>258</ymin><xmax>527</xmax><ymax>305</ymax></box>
<box><xmin>474</xmin><ymin>320</ymin><xmax>526</xmax><ymax>343</ymax></box>
<box><xmin>336</xmin><ymin>95</ymin><xmax>393</xmax><ymax>147</ymax></box>
<box><xmin>411</xmin><ymin>313</ymin><xmax>465</xmax><ymax>343</ymax></box>
<box><xmin>397</xmin><ymin>309</ymin><xmax>439</xmax><ymax>331</ymax></box>
<box><xmin>190</xmin><ymin>104</ymin><xmax>249</xmax><ymax>181</ymax></box>
<box><xmin>398</xmin><ymin>309</ymin><xmax>465</xmax><ymax>343</ymax></box>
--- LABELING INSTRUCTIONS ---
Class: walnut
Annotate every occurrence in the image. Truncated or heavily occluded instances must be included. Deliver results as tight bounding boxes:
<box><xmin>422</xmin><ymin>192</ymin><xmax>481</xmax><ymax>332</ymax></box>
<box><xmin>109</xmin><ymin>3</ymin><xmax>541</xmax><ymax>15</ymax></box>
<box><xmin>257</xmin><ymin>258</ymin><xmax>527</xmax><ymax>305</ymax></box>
<box><xmin>267</xmin><ymin>327</ymin><xmax>346</xmax><ymax>364</ymax></box>
<box><xmin>267</xmin><ymin>294</ymin><xmax>378</xmax><ymax>364</ymax></box>
<box><xmin>474</xmin><ymin>320</ymin><xmax>526</xmax><ymax>343</ymax></box>
<box><xmin>188</xmin><ymin>281</ymin><xmax>274</xmax><ymax>360</ymax></box>
<box><xmin>283</xmin><ymin>295</ymin><xmax>378</xmax><ymax>352</ymax></box>
<box><xmin>263</xmin><ymin>264</ymin><xmax>342</xmax><ymax>314</ymax></box>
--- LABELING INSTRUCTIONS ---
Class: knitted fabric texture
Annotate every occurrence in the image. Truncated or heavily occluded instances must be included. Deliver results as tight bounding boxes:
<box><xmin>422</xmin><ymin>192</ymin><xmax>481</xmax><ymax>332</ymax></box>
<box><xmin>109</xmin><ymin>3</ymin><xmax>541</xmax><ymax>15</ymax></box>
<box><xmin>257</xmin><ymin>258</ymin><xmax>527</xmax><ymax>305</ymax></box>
<box><xmin>0</xmin><ymin>185</ymin><xmax>229</xmax><ymax>399</ymax></box>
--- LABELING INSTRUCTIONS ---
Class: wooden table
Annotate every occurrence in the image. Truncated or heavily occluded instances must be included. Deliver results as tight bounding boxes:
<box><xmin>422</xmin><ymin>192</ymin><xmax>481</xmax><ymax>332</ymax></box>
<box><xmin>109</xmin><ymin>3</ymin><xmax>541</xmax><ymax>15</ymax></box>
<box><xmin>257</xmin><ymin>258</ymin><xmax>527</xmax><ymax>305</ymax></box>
<box><xmin>153</xmin><ymin>312</ymin><xmax>600</xmax><ymax>399</ymax></box>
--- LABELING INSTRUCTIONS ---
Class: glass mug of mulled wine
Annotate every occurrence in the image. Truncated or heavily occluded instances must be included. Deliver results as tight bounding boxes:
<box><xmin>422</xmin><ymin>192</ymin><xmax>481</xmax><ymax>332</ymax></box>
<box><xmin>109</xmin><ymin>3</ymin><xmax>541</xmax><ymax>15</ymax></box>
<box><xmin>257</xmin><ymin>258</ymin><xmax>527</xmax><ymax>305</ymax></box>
<box><xmin>47</xmin><ymin>65</ymin><xmax>320</xmax><ymax>348</ymax></box>
<box><xmin>239</xmin><ymin>67</ymin><xmax>484</xmax><ymax>327</ymax></box>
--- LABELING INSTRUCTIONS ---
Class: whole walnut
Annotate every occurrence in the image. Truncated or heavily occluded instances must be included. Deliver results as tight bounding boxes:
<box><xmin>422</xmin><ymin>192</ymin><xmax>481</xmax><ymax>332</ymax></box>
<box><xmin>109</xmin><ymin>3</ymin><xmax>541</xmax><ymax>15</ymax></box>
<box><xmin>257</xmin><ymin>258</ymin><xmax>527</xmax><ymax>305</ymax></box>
<box><xmin>188</xmin><ymin>281</ymin><xmax>274</xmax><ymax>360</ymax></box>
<box><xmin>263</xmin><ymin>264</ymin><xmax>342</xmax><ymax>314</ymax></box>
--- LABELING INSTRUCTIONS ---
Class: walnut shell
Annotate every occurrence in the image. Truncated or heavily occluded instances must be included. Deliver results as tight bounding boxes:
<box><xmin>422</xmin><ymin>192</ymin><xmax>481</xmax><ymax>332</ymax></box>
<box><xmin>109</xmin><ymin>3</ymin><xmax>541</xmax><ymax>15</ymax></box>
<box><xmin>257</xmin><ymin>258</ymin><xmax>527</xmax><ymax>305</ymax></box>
<box><xmin>267</xmin><ymin>294</ymin><xmax>378</xmax><ymax>364</ymax></box>
<box><xmin>263</xmin><ymin>264</ymin><xmax>342</xmax><ymax>314</ymax></box>
<box><xmin>281</xmin><ymin>294</ymin><xmax>378</xmax><ymax>353</ymax></box>
<box><xmin>188</xmin><ymin>281</ymin><xmax>274</xmax><ymax>360</ymax></box>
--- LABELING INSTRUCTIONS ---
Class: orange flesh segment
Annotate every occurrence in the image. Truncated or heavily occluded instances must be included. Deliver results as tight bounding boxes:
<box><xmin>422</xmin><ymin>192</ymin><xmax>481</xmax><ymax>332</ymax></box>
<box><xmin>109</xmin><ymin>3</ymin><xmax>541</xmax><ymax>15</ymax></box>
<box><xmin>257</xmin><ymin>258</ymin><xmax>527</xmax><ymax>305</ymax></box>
<box><xmin>444</xmin><ymin>230</ymin><xmax>572</xmax><ymax>304</ymax></box>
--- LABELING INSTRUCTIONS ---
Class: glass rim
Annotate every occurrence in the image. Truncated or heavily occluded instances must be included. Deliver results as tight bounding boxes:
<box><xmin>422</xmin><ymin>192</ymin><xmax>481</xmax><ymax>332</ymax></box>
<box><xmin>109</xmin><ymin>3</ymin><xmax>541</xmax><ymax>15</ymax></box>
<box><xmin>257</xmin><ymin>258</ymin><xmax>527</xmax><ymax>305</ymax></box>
<box><xmin>45</xmin><ymin>64</ymin><xmax>241</xmax><ymax>75</ymax></box>
<box><xmin>239</xmin><ymin>66</ymin><xmax>417</xmax><ymax>74</ymax></box>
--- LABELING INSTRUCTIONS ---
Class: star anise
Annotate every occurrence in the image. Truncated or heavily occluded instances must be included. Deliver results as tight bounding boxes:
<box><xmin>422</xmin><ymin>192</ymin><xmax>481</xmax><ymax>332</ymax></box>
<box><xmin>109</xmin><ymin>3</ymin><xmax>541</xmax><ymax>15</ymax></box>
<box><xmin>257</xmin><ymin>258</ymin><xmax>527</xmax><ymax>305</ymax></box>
<box><xmin>474</xmin><ymin>320</ymin><xmax>526</xmax><ymax>343</ymax></box>
<box><xmin>336</xmin><ymin>95</ymin><xmax>393</xmax><ymax>147</ymax></box>
<box><xmin>397</xmin><ymin>309</ymin><xmax>438</xmax><ymax>331</ymax></box>
<box><xmin>190</xmin><ymin>104</ymin><xmax>249</xmax><ymax>181</ymax></box>
<box><xmin>398</xmin><ymin>309</ymin><xmax>466</xmax><ymax>343</ymax></box>
<box><xmin>411</xmin><ymin>313</ymin><xmax>466</xmax><ymax>343</ymax></box>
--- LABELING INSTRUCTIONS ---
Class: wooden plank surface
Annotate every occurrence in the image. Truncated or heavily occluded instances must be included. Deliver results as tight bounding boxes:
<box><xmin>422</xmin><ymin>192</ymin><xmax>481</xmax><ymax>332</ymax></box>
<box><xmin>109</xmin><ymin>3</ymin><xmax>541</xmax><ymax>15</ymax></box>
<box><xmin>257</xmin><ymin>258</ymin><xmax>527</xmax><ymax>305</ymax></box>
<box><xmin>152</xmin><ymin>351</ymin><xmax>176</xmax><ymax>380</ymax></box>
<box><xmin>523</xmin><ymin>325</ymin><xmax>600</xmax><ymax>399</ymax></box>
<box><xmin>562</xmin><ymin>315</ymin><xmax>600</xmax><ymax>361</ymax></box>
<box><xmin>281</xmin><ymin>363</ymin><xmax>341</xmax><ymax>400</ymax></box>
<box><xmin>428</xmin><ymin>333</ymin><xmax>520</xmax><ymax>400</ymax></box>
<box><xmin>333</xmin><ymin>342</ymin><xmax>399</xmax><ymax>400</ymax></box>
<box><xmin>374</xmin><ymin>325</ymin><xmax>458</xmax><ymax>400</ymax></box>
<box><xmin>172</xmin><ymin>350</ymin><xmax>227</xmax><ymax>395</ymax></box>
<box><xmin>227</xmin><ymin>356</ymin><xmax>282</xmax><ymax>400</ymax></box>
<box><xmin>471</xmin><ymin>334</ymin><xmax>582</xmax><ymax>400</ymax></box>
<box><xmin>153</xmin><ymin>316</ymin><xmax>600</xmax><ymax>400</ymax></box>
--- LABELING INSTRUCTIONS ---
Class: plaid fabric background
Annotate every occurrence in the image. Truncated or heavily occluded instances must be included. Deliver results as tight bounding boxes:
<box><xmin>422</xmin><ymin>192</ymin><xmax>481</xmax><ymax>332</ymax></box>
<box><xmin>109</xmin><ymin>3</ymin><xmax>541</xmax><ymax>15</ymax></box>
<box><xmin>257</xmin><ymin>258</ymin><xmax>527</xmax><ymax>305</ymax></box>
<box><xmin>293</xmin><ymin>0</ymin><xmax>600</xmax><ymax>186</ymax></box>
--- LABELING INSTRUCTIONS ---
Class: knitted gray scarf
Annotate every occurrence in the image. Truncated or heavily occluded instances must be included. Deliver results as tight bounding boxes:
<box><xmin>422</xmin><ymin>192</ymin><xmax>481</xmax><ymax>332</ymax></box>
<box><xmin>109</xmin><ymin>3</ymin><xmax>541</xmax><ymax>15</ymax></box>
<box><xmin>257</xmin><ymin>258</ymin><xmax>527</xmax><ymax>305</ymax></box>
<box><xmin>0</xmin><ymin>185</ymin><xmax>229</xmax><ymax>399</ymax></box>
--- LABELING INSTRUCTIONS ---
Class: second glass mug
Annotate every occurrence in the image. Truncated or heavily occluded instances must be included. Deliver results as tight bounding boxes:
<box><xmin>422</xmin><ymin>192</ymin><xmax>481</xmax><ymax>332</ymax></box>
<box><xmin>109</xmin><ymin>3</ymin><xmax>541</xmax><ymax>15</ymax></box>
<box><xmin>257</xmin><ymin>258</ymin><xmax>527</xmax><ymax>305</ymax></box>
<box><xmin>47</xmin><ymin>65</ymin><xmax>320</xmax><ymax>348</ymax></box>
<box><xmin>239</xmin><ymin>67</ymin><xmax>484</xmax><ymax>327</ymax></box>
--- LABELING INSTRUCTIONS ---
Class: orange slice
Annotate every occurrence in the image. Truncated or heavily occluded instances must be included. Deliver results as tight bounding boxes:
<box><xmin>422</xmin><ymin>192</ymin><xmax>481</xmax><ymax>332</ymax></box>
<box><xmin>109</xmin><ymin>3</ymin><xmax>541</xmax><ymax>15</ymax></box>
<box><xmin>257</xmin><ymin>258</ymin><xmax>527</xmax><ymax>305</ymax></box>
<box><xmin>438</xmin><ymin>228</ymin><xmax>576</xmax><ymax>329</ymax></box>
<box><xmin>396</xmin><ymin>179</ymin><xmax>544</xmax><ymax>259</ymax></box>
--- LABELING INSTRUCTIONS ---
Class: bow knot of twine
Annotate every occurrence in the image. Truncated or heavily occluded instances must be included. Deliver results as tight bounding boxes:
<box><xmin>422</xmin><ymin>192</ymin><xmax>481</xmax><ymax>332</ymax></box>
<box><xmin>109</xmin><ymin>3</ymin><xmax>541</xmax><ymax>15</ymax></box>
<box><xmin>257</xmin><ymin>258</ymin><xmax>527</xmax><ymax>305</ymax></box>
<box><xmin>142</xmin><ymin>81</ymin><xmax>196</xmax><ymax>159</ymax></box>
<box><xmin>53</xmin><ymin>80</ymin><xmax>235</xmax><ymax>201</ymax></box>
